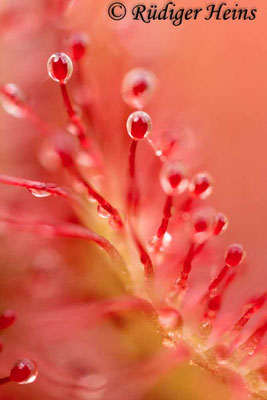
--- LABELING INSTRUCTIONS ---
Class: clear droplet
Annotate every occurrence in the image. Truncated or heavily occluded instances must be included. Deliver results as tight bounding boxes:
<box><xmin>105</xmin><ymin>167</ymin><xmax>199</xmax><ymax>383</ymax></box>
<box><xmin>148</xmin><ymin>235</ymin><xmax>159</xmax><ymax>253</ymax></box>
<box><xmin>213</xmin><ymin>213</ymin><xmax>228</xmax><ymax>236</ymax></box>
<box><xmin>29</xmin><ymin>188</ymin><xmax>51</xmax><ymax>198</ymax></box>
<box><xmin>0</xmin><ymin>83</ymin><xmax>26</xmax><ymax>118</ymax></box>
<box><xmin>122</xmin><ymin>68</ymin><xmax>157</xmax><ymax>109</ymax></box>
<box><xmin>162</xmin><ymin>337</ymin><xmax>176</xmax><ymax>349</ymax></box>
<box><xmin>160</xmin><ymin>232</ymin><xmax>172</xmax><ymax>250</ymax></box>
<box><xmin>160</xmin><ymin>162</ymin><xmax>188</xmax><ymax>196</ymax></box>
<box><xmin>189</xmin><ymin>172</ymin><xmax>213</xmax><ymax>199</ymax></box>
<box><xmin>10</xmin><ymin>359</ymin><xmax>38</xmax><ymax>384</ymax></box>
<box><xmin>193</xmin><ymin>214</ymin><xmax>211</xmax><ymax>243</ymax></box>
<box><xmin>214</xmin><ymin>344</ymin><xmax>229</xmax><ymax>365</ymax></box>
<box><xmin>69</xmin><ymin>32</ymin><xmax>89</xmax><ymax>61</ymax></box>
<box><xmin>97</xmin><ymin>205</ymin><xmax>110</xmax><ymax>219</ymax></box>
<box><xmin>126</xmin><ymin>111</ymin><xmax>152</xmax><ymax>141</ymax></box>
<box><xmin>209</xmin><ymin>287</ymin><xmax>218</xmax><ymax>298</ymax></box>
<box><xmin>155</xmin><ymin>149</ymin><xmax>163</xmax><ymax>157</ymax></box>
<box><xmin>151</xmin><ymin>127</ymin><xmax>196</xmax><ymax>163</ymax></box>
<box><xmin>225</xmin><ymin>244</ymin><xmax>245</xmax><ymax>267</ymax></box>
<box><xmin>47</xmin><ymin>53</ymin><xmax>73</xmax><ymax>83</ymax></box>
<box><xmin>67</xmin><ymin>121</ymin><xmax>80</xmax><ymax>136</ymax></box>
<box><xmin>198</xmin><ymin>320</ymin><xmax>212</xmax><ymax>338</ymax></box>
<box><xmin>158</xmin><ymin>307</ymin><xmax>183</xmax><ymax>331</ymax></box>
<box><xmin>108</xmin><ymin>215</ymin><xmax>123</xmax><ymax>231</ymax></box>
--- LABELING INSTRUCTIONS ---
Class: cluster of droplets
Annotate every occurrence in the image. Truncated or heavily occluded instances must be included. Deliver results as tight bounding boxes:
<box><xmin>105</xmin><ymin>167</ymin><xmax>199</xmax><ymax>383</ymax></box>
<box><xmin>120</xmin><ymin>64</ymin><xmax>265</xmax><ymax>395</ymax></box>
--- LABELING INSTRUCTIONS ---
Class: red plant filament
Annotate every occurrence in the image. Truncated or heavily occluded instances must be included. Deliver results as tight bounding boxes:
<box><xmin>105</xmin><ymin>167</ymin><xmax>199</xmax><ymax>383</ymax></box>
<box><xmin>157</xmin><ymin>195</ymin><xmax>173</xmax><ymax>239</ymax></box>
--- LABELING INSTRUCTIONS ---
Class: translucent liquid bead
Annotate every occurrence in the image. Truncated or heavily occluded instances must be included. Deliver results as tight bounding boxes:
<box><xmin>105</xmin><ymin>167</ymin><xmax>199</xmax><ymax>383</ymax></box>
<box><xmin>225</xmin><ymin>244</ymin><xmax>245</xmax><ymax>267</ymax></box>
<box><xmin>193</xmin><ymin>215</ymin><xmax>211</xmax><ymax>243</ymax></box>
<box><xmin>160</xmin><ymin>162</ymin><xmax>188</xmax><ymax>196</ymax></box>
<box><xmin>69</xmin><ymin>33</ymin><xmax>88</xmax><ymax>61</ymax></box>
<box><xmin>149</xmin><ymin>232</ymin><xmax>172</xmax><ymax>253</ymax></box>
<box><xmin>214</xmin><ymin>344</ymin><xmax>230</xmax><ymax>365</ymax></box>
<box><xmin>189</xmin><ymin>172</ymin><xmax>213</xmax><ymax>199</ymax></box>
<box><xmin>158</xmin><ymin>307</ymin><xmax>182</xmax><ymax>331</ymax></box>
<box><xmin>10</xmin><ymin>359</ymin><xmax>38</xmax><ymax>384</ymax></box>
<box><xmin>47</xmin><ymin>53</ymin><xmax>73</xmax><ymax>83</ymax></box>
<box><xmin>161</xmin><ymin>232</ymin><xmax>172</xmax><ymax>249</ymax></box>
<box><xmin>213</xmin><ymin>213</ymin><xmax>228</xmax><ymax>235</ymax></box>
<box><xmin>198</xmin><ymin>320</ymin><xmax>212</xmax><ymax>339</ymax></box>
<box><xmin>0</xmin><ymin>83</ymin><xmax>26</xmax><ymax>118</ymax></box>
<box><xmin>29</xmin><ymin>189</ymin><xmax>52</xmax><ymax>198</ymax></box>
<box><xmin>126</xmin><ymin>111</ymin><xmax>152</xmax><ymax>140</ymax></box>
<box><xmin>97</xmin><ymin>205</ymin><xmax>110</xmax><ymax>219</ymax></box>
<box><xmin>0</xmin><ymin>310</ymin><xmax>16</xmax><ymax>330</ymax></box>
<box><xmin>122</xmin><ymin>68</ymin><xmax>156</xmax><ymax>109</ymax></box>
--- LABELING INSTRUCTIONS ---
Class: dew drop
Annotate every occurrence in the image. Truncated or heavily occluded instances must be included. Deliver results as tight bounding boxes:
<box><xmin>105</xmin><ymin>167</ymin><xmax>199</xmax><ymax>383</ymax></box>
<box><xmin>0</xmin><ymin>83</ymin><xmax>26</xmax><ymax>118</ymax></box>
<box><xmin>225</xmin><ymin>244</ymin><xmax>245</xmax><ymax>267</ymax></box>
<box><xmin>122</xmin><ymin>68</ymin><xmax>156</xmax><ymax>109</ymax></box>
<box><xmin>29</xmin><ymin>188</ymin><xmax>52</xmax><ymax>198</ymax></box>
<box><xmin>67</xmin><ymin>121</ymin><xmax>80</xmax><ymax>136</ymax></box>
<box><xmin>69</xmin><ymin>32</ymin><xmax>89</xmax><ymax>61</ymax></box>
<box><xmin>214</xmin><ymin>344</ymin><xmax>230</xmax><ymax>365</ymax></box>
<box><xmin>162</xmin><ymin>337</ymin><xmax>176</xmax><ymax>349</ymax></box>
<box><xmin>10</xmin><ymin>359</ymin><xmax>38</xmax><ymax>384</ymax></box>
<box><xmin>213</xmin><ymin>213</ymin><xmax>228</xmax><ymax>236</ymax></box>
<box><xmin>97</xmin><ymin>205</ymin><xmax>110</xmax><ymax>219</ymax></box>
<box><xmin>148</xmin><ymin>235</ymin><xmax>159</xmax><ymax>253</ymax></box>
<box><xmin>189</xmin><ymin>172</ymin><xmax>213</xmax><ymax>199</ymax></box>
<box><xmin>148</xmin><ymin>232</ymin><xmax>172</xmax><ymax>253</ymax></box>
<box><xmin>160</xmin><ymin>162</ymin><xmax>188</xmax><ymax>196</ymax></box>
<box><xmin>193</xmin><ymin>214</ymin><xmax>211</xmax><ymax>243</ymax></box>
<box><xmin>47</xmin><ymin>53</ymin><xmax>73</xmax><ymax>84</ymax></box>
<box><xmin>0</xmin><ymin>310</ymin><xmax>16</xmax><ymax>330</ymax></box>
<box><xmin>155</xmin><ymin>149</ymin><xmax>163</xmax><ymax>157</ymax></box>
<box><xmin>158</xmin><ymin>307</ymin><xmax>183</xmax><ymax>331</ymax></box>
<box><xmin>209</xmin><ymin>287</ymin><xmax>218</xmax><ymax>298</ymax></box>
<box><xmin>161</xmin><ymin>232</ymin><xmax>172</xmax><ymax>250</ymax></box>
<box><xmin>126</xmin><ymin>111</ymin><xmax>152</xmax><ymax>141</ymax></box>
<box><xmin>108</xmin><ymin>215</ymin><xmax>123</xmax><ymax>231</ymax></box>
<box><xmin>198</xmin><ymin>320</ymin><xmax>212</xmax><ymax>338</ymax></box>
